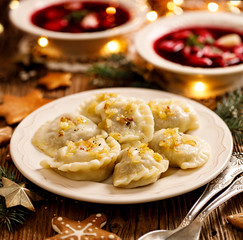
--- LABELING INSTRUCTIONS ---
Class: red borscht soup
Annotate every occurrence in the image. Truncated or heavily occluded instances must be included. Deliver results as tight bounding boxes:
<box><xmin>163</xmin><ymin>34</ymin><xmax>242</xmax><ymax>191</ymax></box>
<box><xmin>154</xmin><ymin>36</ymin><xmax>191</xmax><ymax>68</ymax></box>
<box><xmin>153</xmin><ymin>27</ymin><xmax>243</xmax><ymax>68</ymax></box>
<box><xmin>31</xmin><ymin>1</ymin><xmax>130</xmax><ymax>33</ymax></box>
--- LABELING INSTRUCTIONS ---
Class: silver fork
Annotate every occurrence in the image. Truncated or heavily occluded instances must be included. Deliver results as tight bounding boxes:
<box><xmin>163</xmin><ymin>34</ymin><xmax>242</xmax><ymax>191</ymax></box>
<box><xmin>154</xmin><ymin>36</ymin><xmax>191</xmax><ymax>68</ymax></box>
<box><xmin>166</xmin><ymin>175</ymin><xmax>243</xmax><ymax>240</ymax></box>
<box><xmin>138</xmin><ymin>152</ymin><xmax>243</xmax><ymax>240</ymax></box>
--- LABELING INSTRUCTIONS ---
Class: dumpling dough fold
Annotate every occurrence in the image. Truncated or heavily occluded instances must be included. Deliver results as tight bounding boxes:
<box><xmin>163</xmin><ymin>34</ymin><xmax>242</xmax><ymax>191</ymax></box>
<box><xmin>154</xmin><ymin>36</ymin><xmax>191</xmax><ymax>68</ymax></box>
<box><xmin>32</xmin><ymin>113</ymin><xmax>101</xmax><ymax>157</ymax></box>
<box><xmin>113</xmin><ymin>143</ymin><xmax>169</xmax><ymax>188</ymax></box>
<box><xmin>149</xmin><ymin>128</ymin><xmax>210</xmax><ymax>169</ymax></box>
<box><xmin>79</xmin><ymin>93</ymin><xmax>120</xmax><ymax>124</ymax></box>
<box><xmin>41</xmin><ymin>135</ymin><xmax>121</xmax><ymax>181</ymax></box>
<box><xmin>148</xmin><ymin>99</ymin><xmax>199</xmax><ymax>132</ymax></box>
<box><xmin>96</xmin><ymin>96</ymin><xmax>154</xmax><ymax>147</ymax></box>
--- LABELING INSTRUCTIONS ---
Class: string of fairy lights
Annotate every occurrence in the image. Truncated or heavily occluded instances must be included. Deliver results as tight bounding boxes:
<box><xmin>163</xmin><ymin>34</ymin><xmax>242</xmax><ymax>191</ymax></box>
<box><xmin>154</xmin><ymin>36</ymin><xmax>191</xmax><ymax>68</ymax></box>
<box><xmin>1</xmin><ymin>0</ymin><xmax>243</xmax><ymax>96</ymax></box>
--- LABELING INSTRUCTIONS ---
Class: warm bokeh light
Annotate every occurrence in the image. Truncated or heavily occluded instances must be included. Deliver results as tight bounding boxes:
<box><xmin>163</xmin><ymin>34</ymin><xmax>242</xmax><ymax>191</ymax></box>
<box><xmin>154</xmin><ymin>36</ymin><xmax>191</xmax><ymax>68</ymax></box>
<box><xmin>208</xmin><ymin>2</ymin><xmax>219</xmax><ymax>12</ymax></box>
<box><xmin>173</xmin><ymin>0</ymin><xmax>184</xmax><ymax>6</ymax></box>
<box><xmin>101</xmin><ymin>39</ymin><xmax>127</xmax><ymax>55</ymax></box>
<box><xmin>193</xmin><ymin>81</ymin><xmax>206</xmax><ymax>92</ymax></box>
<box><xmin>106</xmin><ymin>40</ymin><xmax>121</xmax><ymax>53</ymax></box>
<box><xmin>0</xmin><ymin>23</ymin><xmax>4</xmax><ymax>34</ymax></box>
<box><xmin>146</xmin><ymin>11</ymin><xmax>158</xmax><ymax>22</ymax></box>
<box><xmin>228</xmin><ymin>5</ymin><xmax>241</xmax><ymax>14</ymax></box>
<box><xmin>174</xmin><ymin>6</ymin><xmax>183</xmax><ymax>15</ymax></box>
<box><xmin>229</xmin><ymin>0</ymin><xmax>241</xmax><ymax>6</ymax></box>
<box><xmin>227</xmin><ymin>1</ymin><xmax>241</xmax><ymax>13</ymax></box>
<box><xmin>9</xmin><ymin>0</ymin><xmax>19</xmax><ymax>10</ymax></box>
<box><xmin>106</xmin><ymin>7</ymin><xmax>116</xmax><ymax>14</ymax></box>
<box><xmin>167</xmin><ymin>1</ymin><xmax>175</xmax><ymax>11</ymax></box>
<box><xmin>38</xmin><ymin>37</ymin><xmax>49</xmax><ymax>47</ymax></box>
<box><xmin>166</xmin><ymin>11</ymin><xmax>174</xmax><ymax>17</ymax></box>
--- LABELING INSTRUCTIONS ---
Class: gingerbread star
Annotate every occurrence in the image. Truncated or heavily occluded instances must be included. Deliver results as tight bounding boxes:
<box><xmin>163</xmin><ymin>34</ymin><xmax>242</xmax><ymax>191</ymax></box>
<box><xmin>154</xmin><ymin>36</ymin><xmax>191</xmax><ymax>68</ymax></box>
<box><xmin>46</xmin><ymin>214</ymin><xmax>121</xmax><ymax>240</ymax></box>
<box><xmin>38</xmin><ymin>72</ymin><xmax>72</xmax><ymax>90</ymax></box>
<box><xmin>0</xmin><ymin>90</ymin><xmax>52</xmax><ymax>125</ymax></box>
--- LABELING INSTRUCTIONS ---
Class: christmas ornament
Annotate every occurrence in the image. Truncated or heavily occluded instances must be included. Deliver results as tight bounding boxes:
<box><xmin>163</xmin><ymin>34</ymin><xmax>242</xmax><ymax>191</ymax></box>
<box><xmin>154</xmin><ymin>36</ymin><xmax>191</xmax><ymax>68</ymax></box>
<box><xmin>0</xmin><ymin>177</ymin><xmax>42</xmax><ymax>211</ymax></box>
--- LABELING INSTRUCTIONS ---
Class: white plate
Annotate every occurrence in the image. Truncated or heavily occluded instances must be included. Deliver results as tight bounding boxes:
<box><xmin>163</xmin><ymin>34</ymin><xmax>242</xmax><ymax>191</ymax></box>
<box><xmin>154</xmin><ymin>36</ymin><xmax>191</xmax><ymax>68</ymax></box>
<box><xmin>10</xmin><ymin>88</ymin><xmax>233</xmax><ymax>204</ymax></box>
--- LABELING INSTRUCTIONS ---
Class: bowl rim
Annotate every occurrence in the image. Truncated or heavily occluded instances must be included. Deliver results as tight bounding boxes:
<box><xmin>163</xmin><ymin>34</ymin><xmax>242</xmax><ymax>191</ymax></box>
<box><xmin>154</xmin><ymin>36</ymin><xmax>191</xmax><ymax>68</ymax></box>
<box><xmin>135</xmin><ymin>11</ymin><xmax>243</xmax><ymax>75</ymax></box>
<box><xmin>9</xmin><ymin>0</ymin><xmax>149</xmax><ymax>40</ymax></box>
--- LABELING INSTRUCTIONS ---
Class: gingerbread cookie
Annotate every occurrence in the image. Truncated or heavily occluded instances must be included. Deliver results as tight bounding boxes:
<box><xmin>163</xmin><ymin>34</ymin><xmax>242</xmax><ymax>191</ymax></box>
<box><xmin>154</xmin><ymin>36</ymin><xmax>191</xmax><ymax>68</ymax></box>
<box><xmin>46</xmin><ymin>213</ymin><xmax>121</xmax><ymax>240</ymax></box>
<box><xmin>0</xmin><ymin>126</ymin><xmax>13</xmax><ymax>146</ymax></box>
<box><xmin>38</xmin><ymin>72</ymin><xmax>72</xmax><ymax>90</ymax></box>
<box><xmin>0</xmin><ymin>90</ymin><xmax>52</xmax><ymax>125</ymax></box>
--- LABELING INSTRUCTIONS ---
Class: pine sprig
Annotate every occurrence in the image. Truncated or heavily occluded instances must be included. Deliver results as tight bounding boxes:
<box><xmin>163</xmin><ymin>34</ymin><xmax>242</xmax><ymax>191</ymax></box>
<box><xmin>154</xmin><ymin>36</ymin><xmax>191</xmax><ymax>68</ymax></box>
<box><xmin>215</xmin><ymin>88</ymin><xmax>243</xmax><ymax>141</ymax></box>
<box><xmin>0</xmin><ymin>167</ymin><xmax>32</xmax><ymax>232</ymax></box>
<box><xmin>0</xmin><ymin>201</ymin><xmax>30</xmax><ymax>232</ymax></box>
<box><xmin>0</xmin><ymin>167</ymin><xmax>16</xmax><ymax>185</ymax></box>
<box><xmin>87</xmin><ymin>53</ymin><xmax>159</xmax><ymax>89</ymax></box>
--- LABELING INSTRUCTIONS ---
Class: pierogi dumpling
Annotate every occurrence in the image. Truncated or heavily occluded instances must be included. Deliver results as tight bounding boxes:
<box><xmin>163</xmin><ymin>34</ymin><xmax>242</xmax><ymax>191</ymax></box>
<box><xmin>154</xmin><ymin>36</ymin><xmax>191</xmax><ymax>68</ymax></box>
<box><xmin>96</xmin><ymin>97</ymin><xmax>154</xmax><ymax>147</ymax></box>
<box><xmin>32</xmin><ymin>113</ymin><xmax>101</xmax><ymax>157</ymax></box>
<box><xmin>79</xmin><ymin>92</ymin><xmax>120</xmax><ymax>124</ymax></box>
<box><xmin>113</xmin><ymin>143</ymin><xmax>169</xmax><ymax>188</ymax></box>
<box><xmin>41</xmin><ymin>135</ymin><xmax>121</xmax><ymax>181</ymax></box>
<box><xmin>149</xmin><ymin>128</ymin><xmax>210</xmax><ymax>169</ymax></box>
<box><xmin>33</xmin><ymin>91</ymin><xmax>211</xmax><ymax>188</ymax></box>
<box><xmin>148</xmin><ymin>99</ymin><xmax>199</xmax><ymax>132</ymax></box>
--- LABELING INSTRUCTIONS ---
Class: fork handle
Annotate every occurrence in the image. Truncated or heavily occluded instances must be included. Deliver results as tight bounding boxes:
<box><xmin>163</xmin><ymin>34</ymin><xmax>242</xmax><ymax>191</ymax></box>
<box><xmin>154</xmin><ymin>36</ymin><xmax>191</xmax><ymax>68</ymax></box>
<box><xmin>196</xmin><ymin>176</ymin><xmax>243</xmax><ymax>222</ymax></box>
<box><xmin>180</xmin><ymin>153</ymin><xmax>243</xmax><ymax>227</ymax></box>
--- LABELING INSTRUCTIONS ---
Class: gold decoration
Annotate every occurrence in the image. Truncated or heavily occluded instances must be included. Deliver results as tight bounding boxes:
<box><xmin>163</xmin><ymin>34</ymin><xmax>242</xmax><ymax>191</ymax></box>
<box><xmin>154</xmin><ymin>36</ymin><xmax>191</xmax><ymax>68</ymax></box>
<box><xmin>0</xmin><ymin>177</ymin><xmax>42</xmax><ymax>211</ymax></box>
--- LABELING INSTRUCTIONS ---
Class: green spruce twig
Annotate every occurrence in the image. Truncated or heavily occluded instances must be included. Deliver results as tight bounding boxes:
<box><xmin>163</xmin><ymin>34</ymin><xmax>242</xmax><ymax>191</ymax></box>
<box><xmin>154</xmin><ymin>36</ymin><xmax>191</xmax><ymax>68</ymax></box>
<box><xmin>87</xmin><ymin>53</ymin><xmax>159</xmax><ymax>89</ymax></box>
<box><xmin>215</xmin><ymin>88</ymin><xmax>243</xmax><ymax>142</ymax></box>
<box><xmin>0</xmin><ymin>167</ymin><xmax>16</xmax><ymax>185</ymax></box>
<box><xmin>0</xmin><ymin>201</ymin><xmax>30</xmax><ymax>232</ymax></box>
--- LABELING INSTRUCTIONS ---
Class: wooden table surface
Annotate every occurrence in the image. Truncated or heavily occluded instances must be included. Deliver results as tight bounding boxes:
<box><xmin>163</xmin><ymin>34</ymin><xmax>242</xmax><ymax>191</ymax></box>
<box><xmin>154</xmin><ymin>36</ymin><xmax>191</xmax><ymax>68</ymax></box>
<box><xmin>0</xmin><ymin>1</ymin><xmax>242</xmax><ymax>239</ymax></box>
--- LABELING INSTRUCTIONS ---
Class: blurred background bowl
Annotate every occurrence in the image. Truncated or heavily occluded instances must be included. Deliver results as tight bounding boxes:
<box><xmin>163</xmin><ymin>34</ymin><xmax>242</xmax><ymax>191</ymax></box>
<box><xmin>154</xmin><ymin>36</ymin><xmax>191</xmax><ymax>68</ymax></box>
<box><xmin>9</xmin><ymin>0</ymin><xmax>149</xmax><ymax>58</ymax></box>
<box><xmin>135</xmin><ymin>11</ymin><xmax>243</xmax><ymax>98</ymax></box>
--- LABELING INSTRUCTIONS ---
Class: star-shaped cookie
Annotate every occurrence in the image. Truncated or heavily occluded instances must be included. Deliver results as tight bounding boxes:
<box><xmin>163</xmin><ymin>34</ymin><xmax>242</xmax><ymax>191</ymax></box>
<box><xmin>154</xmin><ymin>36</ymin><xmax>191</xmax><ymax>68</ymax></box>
<box><xmin>46</xmin><ymin>214</ymin><xmax>121</xmax><ymax>240</ymax></box>
<box><xmin>38</xmin><ymin>72</ymin><xmax>72</xmax><ymax>90</ymax></box>
<box><xmin>0</xmin><ymin>90</ymin><xmax>52</xmax><ymax>125</ymax></box>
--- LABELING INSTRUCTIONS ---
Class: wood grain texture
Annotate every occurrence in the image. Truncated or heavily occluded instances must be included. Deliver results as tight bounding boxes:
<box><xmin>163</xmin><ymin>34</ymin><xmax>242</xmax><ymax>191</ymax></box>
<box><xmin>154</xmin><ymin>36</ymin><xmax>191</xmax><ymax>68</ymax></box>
<box><xmin>0</xmin><ymin>1</ymin><xmax>242</xmax><ymax>239</ymax></box>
